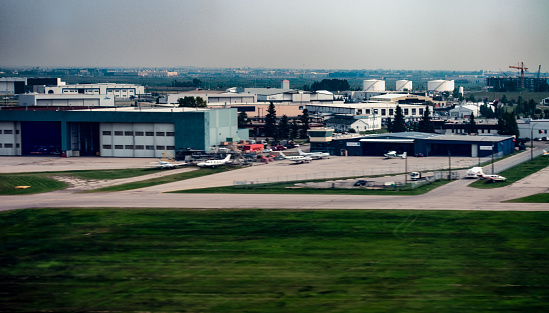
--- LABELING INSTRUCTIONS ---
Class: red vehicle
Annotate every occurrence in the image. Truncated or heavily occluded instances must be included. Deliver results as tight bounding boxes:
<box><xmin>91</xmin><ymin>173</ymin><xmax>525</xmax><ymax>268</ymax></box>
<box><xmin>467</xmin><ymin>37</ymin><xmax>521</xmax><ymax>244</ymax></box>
<box><xmin>243</xmin><ymin>144</ymin><xmax>264</xmax><ymax>152</ymax></box>
<box><xmin>272</xmin><ymin>145</ymin><xmax>286</xmax><ymax>151</ymax></box>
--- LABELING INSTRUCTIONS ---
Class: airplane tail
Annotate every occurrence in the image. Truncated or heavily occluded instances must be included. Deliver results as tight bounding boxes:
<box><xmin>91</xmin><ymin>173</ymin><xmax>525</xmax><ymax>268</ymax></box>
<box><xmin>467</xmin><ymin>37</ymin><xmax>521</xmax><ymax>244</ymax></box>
<box><xmin>224</xmin><ymin>154</ymin><xmax>231</xmax><ymax>161</ymax></box>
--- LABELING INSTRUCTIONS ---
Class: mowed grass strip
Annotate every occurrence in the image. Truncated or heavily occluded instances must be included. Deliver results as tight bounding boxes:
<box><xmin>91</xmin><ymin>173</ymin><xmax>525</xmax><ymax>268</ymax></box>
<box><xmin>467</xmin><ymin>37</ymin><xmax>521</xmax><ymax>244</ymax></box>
<box><xmin>172</xmin><ymin>179</ymin><xmax>452</xmax><ymax>195</ymax></box>
<box><xmin>0</xmin><ymin>168</ymin><xmax>160</xmax><ymax>195</ymax></box>
<box><xmin>469</xmin><ymin>155</ymin><xmax>549</xmax><ymax>189</ymax></box>
<box><xmin>2</xmin><ymin>208</ymin><xmax>549</xmax><ymax>312</ymax></box>
<box><xmin>86</xmin><ymin>167</ymin><xmax>233</xmax><ymax>192</ymax></box>
<box><xmin>505</xmin><ymin>193</ymin><xmax>549</xmax><ymax>203</ymax></box>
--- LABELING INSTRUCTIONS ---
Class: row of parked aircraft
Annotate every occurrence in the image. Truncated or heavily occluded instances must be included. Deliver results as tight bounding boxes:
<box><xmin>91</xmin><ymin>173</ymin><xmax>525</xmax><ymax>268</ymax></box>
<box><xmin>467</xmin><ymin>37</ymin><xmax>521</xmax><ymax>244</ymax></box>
<box><xmin>148</xmin><ymin>154</ymin><xmax>232</xmax><ymax>169</ymax></box>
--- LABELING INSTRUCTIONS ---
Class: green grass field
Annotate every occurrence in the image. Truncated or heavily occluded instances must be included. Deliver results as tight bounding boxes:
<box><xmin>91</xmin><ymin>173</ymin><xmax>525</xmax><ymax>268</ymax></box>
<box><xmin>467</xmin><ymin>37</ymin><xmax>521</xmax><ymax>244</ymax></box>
<box><xmin>2</xmin><ymin>208</ymin><xmax>549</xmax><ymax>312</ymax></box>
<box><xmin>505</xmin><ymin>193</ymin><xmax>549</xmax><ymax>203</ymax></box>
<box><xmin>468</xmin><ymin>155</ymin><xmax>549</xmax><ymax>189</ymax></box>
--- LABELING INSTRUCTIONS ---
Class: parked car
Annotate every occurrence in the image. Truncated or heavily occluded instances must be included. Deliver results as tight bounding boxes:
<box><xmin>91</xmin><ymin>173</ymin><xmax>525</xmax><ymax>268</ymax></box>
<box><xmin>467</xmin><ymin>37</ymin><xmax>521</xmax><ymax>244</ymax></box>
<box><xmin>354</xmin><ymin>180</ymin><xmax>368</xmax><ymax>187</ymax></box>
<box><xmin>272</xmin><ymin>145</ymin><xmax>286</xmax><ymax>151</ymax></box>
<box><xmin>262</xmin><ymin>148</ymin><xmax>273</xmax><ymax>153</ymax></box>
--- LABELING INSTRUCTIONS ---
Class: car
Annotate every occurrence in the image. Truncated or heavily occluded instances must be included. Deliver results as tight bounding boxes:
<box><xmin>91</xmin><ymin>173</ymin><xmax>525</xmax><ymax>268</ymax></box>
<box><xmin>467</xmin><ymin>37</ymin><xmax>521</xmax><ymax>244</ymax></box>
<box><xmin>272</xmin><ymin>145</ymin><xmax>286</xmax><ymax>151</ymax></box>
<box><xmin>354</xmin><ymin>179</ymin><xmax>368</xmax><ymax>187</ymax></box>
<box><xmin>262</xmin><ymin>148</ymin><xmax>273</xmax><ymax>153</ymax></box>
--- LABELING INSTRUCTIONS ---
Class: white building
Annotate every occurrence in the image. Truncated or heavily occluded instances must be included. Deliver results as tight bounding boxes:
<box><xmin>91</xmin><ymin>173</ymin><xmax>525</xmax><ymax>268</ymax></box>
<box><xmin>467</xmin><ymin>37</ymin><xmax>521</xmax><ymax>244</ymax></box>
<box><xmin>160</xmin><ymin>91</ymin><xmax>255</xmax><ymax>106</ymax></box>
<box><xmin>0</xmin><ymin>77</ymin><xmax>26</xmax><ymax>94</ymax></box>
<box><xmin>517</xmin><ymin>119</ymin><xmax>549</xmax><ymax>139</ymax></box>
<box><xmin>44</xmin><ymin>83</ymin><xmax>145</xmax><ymax>99</ymax></box>
<box><xmin>325</xmin><ymin>115</ymin><xmax>382</xmax><ymax>132</ymax></box>
<box><xmin>18</xmin><ymin>94</ymin><xmax>115</xmax><ymax>107</ymax></box>
<box><xmin>448</xmin><ymin>104</ymin><xmax>480</xmax><ymax>118</ymax></box>
<box><xmin>306</xmin><ymin>102</ymin><xmax>429</xmax><ymax>122</ymax></box>
<box><xmin>428</xmin><ymin>80</ymin><xmax>455</xmax><ymax>92</ymax></box>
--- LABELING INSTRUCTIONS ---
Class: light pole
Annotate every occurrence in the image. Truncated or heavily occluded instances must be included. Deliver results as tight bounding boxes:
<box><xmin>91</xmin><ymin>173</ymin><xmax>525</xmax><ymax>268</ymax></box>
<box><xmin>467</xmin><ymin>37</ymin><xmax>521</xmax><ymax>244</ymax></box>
<box><xmin>531</xmin><ymin>123</ymin><xmax>538</xmax><ymax>161</ymax></box>
<box><xmin>448</xmin><ymin>151</ymin><xmax>451</xmax><ymax>180</ymax></box>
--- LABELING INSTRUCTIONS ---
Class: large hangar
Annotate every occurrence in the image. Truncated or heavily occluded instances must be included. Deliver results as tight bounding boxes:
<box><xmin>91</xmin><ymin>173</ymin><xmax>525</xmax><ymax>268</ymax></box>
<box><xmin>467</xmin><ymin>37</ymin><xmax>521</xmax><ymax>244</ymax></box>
<box><xmin>0</xmin><ymin>107</ymin><xmax>238</xmax><ymax>157</ymax></box>
<box><xmin>329</xmin><ymin>132</ymin><xmax>514</xmax><ymax>158</ymax></box>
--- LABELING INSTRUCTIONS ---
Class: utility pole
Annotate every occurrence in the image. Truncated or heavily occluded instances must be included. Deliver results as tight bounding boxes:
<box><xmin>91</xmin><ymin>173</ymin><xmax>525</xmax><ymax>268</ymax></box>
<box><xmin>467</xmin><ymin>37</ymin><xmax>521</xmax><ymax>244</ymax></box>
<box><xmin>448</xmin><ymin>151</ymin><xmax>451</xmax><ymax>180</ymax></box>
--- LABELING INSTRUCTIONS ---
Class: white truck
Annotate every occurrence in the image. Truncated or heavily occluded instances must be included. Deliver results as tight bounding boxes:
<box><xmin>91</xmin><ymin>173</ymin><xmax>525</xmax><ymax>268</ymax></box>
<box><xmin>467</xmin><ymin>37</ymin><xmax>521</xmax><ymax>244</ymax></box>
<box><xmin>466</xmin><ymin>167</ymin><xmax>485</xmax><ymax>179</ymax></box>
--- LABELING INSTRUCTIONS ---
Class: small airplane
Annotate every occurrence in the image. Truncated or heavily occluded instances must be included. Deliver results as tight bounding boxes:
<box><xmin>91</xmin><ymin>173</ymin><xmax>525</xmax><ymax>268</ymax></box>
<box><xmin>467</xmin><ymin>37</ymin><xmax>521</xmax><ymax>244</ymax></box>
<box><xmin>197</xmin><ymin>154</ymin><xmax>231</xmax><ymax>168</ymax></box>
<box><xmin>384</xmin><ymin>151</ymin><xmax>407</xmax><ymax>159</ymax></box>
<box><xmin>278</xmin><ymin>151</ymin><xmax>312</xmax><ymax>164</ymax></box>
<box><xmin>479</xmin><ymin>174</ymin><xmax>507</xmax><ymax>182</ymax></box>
<box><xmin>297</xmin><ymin>149</ymin><xmax>330</xmax><ymax>159</ymax></box>
<box><xmin>148</xmin><ymin>159</ymin><xmax>187</xmax><ymax>169</ymax></box>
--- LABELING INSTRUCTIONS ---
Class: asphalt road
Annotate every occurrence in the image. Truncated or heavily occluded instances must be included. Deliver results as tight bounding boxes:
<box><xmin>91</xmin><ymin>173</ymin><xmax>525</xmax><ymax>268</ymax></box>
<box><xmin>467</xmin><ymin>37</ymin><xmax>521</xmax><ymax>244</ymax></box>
<box><xmin>0</xmin><ymin>147</ymin><xmax>548</xmax><ymax>212</ymax></box>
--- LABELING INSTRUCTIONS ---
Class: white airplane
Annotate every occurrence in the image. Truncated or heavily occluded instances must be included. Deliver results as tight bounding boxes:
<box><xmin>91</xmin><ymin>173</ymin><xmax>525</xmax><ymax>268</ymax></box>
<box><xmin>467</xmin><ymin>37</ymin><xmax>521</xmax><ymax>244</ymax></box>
<box><xmin>479</xmin><ymin>174</ymin><xmax>506</xmax><ymax>182</ymax></box>
<box><xmin>297</xmin><ymin>149</ymin><xmax>330</xmax><ymax>159</ymax></box>
<box><xmin>148</xmin><ymin>159</ymin><xmax>187</xmax><ymax>169</ymax></box>
<box><xmin>278</xmin><ymin>151</ymin><xmax>312</xmax><ymax>164</ymax></box>
<box><xmin>384</xmin><ymin>151</ymin><xmax>407</xmax><ymax>159</ymax></box>
<box><xmin>197</xmin><ymin>154</ymin><xmax>231</xmax><ymax>168</ymax></box>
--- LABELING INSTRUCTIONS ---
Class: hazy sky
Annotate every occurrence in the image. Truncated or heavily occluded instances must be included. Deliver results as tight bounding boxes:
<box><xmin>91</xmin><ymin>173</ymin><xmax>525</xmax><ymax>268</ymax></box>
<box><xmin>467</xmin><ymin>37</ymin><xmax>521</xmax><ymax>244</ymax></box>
<box><xmin>1</xmin><ymin>0</ymin><xmax>547</xmax><ymax>71</ymax></box>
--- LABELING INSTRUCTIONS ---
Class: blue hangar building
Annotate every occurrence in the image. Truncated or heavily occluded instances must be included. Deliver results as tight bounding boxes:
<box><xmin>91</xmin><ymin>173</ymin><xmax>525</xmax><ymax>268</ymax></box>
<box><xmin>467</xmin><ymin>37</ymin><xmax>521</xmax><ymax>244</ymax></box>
<box><xmin>0</xmin><ymin>107</ymin><xmax>238</xmax><ymax>157</ymax></box>
<box><xmin>322</xmin><ymin>132</ymin><xmax>515</xmax><ymax>158</ymax></box>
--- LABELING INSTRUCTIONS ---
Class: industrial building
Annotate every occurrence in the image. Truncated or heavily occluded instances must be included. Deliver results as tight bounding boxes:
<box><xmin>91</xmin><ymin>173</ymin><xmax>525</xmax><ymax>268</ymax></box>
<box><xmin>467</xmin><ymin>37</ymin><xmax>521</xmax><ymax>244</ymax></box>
<box><xmin>0</xmin><ymin>107</ymin><xmax>238</xmax><ymax>157</ymax></box>
<box><xmin>19</xmin><ymin>94</ymin><xmax>115</xmax><ymax>107</ymax></box>
<box><xmin>312</xmin><ymin>132</ymin><xmax>514</xmax><ymax>158</ymax></box>
<box><xmin>306</xmin><ymin>102</ymin><xmax>429</xmax><ymax>122</ymax></box>
<box><xmin>0</xmin><ymin>77</ymin><xmax>64</xmax><ymax>94</ymax></box>
<box><xmin>517</xmin><ymin>119</ymin><xmax>549</xmax><ymax>139</ymax></box>
<box><xmin>44</xmin><ymin>83</ymin><xmax>145</xmax><ymax>99</ymax></box>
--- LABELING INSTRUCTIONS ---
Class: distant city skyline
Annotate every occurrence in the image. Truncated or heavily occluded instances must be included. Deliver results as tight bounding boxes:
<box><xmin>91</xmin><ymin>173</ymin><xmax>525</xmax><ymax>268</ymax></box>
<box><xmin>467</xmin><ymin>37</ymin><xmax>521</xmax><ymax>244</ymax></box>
<box><xmin>1</xmin><ymin>0</ymin><xmax>548</xmax><ymax>72</ymax></box>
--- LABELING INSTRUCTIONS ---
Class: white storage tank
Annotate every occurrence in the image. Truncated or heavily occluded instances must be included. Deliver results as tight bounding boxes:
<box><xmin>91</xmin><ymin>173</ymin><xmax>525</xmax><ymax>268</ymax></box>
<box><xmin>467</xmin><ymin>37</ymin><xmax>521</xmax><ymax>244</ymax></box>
<box><xmin>427</xmin><ymin>80</ymin><xmax>455</xmax><ymax>92</ymax></box>
<box><xmin>281</xmin><ymin>79</ymin><xmax>290</xmax><ymax>89</ymax></box>
<box><xmin>363</xmin><ymin>79</ymin><xmax>385</xmax><ymax>91</ymax></box>
<box><xmin>396</xmin><ymin>80</ymin><xmax>412</xmax><ymax>91</ymax></box>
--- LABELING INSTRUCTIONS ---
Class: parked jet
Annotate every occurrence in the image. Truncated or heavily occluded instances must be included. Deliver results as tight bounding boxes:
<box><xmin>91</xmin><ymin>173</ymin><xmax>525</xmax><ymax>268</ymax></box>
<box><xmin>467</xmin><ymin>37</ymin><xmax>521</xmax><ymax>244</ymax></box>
<box><xmin>197</xmin><ymin>154</ymin><xmax>231</xmax><ymax>168</ymax></box>
<box><xmin>148</xmin><ymin>159</ymin><xmax>187</xmax><ymax>169</ymax></box>
<box><xmin>479</xmin><ymin>174</ymin><xmax>507</xmax><ymax>182</ymax></box>
<box><xmin>297</xmin><ymin>149</ymin><xmax>330</xmax><ymax>159</ymax></box>
<box><xmin>384</xmin><ymin>151</ymin><xmax>407</xmax><ymax>159</ymax></box>
<box><xmin>278</xmin><ymin>151</ymin><xmax>312</xmax><ymax>164</ymax></box>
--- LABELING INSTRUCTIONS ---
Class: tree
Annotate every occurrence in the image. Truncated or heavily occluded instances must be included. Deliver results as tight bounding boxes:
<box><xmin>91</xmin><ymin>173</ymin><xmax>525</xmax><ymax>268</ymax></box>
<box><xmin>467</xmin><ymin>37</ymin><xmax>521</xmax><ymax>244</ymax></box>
<box><xmin>299</xmin><ymin>108</ymin><xmax>310</xmax><ymax>139</ymax></box>
<box><xmin>497</xmin><ymin>111</ymin><xmax>519</xmax><ymax>137</ymax></box>
<box><xmin>290</xmin><ymin>120</ymin><xmax>299</xmax><ymax>140</ymax></box>
<box><xmin>278</xmin><ymin>115</ymin><xmax>290</xmax><ymax>140</ymax></box>
<box><xmin>238</xmin><ymin>111</ymin><xmax>248</xmax><ymax>128</ymax></box>
<box><xmin>466</xmin><ymin>113</ymin><xmax>478</xmax><ymax>134</ymax></box>
<box><xmin>386</xmin><ymin>117</ymin><xmax>393</xmax><ymax>133</ymax></box>
<box><xmin>417</xmin><ymin>106</ymin><xmax>435</xmax><ymax>133</ymax></box>
<box><xmin>479</xmin><ymin>103</ymin><xmax>495</xmax><ymax>118</ymax></box>
<box><xmin>177</xmin><ymin>96</ymin><xmax>207</xmax><ymax>108</ymax></box>
<box><xmin>264</xmin><ymin>102</ymin><xmax>277</xmax><ymax>140</ymax></box>
<box><xmin>392</xmin><ymin>105</ymin><xmax>406</xmax><ymax>132</ymax></box>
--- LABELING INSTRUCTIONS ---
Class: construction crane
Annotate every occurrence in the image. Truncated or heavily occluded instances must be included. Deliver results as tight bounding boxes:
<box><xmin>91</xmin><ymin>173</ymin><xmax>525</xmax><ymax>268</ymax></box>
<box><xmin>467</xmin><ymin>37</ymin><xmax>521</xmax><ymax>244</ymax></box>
<box><xmin>509</xmin><ymin>62</ymin><xmax>528</xmax><ymax>88</ymax></box>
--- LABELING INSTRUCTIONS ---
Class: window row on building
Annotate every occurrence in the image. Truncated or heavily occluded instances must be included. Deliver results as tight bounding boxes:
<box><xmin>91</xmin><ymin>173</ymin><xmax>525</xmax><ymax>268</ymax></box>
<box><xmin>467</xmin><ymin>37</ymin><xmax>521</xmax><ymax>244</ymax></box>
<box><xmin>102</xmin><ymin>145</ymin><xmax>175</xmax><ymax>150</ymax></box>
<box><xmin>0</xmin><ymin>143</ymin><xmax>19</xmax><ymax>148</ymax></box>
<box><xmin>357</xmin><ymin>108</ymin><xmax>424</xmax><ymax>116</ymax></box>
<box><xmin>102</xmin><ymin>131</ymin><xmax>175</xmax><ymax>136</ymax></box>
<box><xmin>0</xmin><ymin>129</ymin><xmax>18</xmax><ymax>134</ymax></box>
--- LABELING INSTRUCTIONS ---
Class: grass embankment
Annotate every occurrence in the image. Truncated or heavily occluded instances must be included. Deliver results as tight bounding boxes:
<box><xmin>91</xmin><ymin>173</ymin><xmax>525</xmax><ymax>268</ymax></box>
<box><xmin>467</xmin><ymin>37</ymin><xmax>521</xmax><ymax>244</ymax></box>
<box><xmin>0</xmin><ymin>168</ymin><xmax>161</xmax><ymax>195</ymax></box>
<box><xmin>505</xmin><ymin>193</ymin><xmax>549</xmax><ymax>203</ymax></box>
<box><xmin>1</xmin><ymin>208</ymin><xmax>549</xmax><ymax>312</ymax></box>
<box><xmin>87</xmin><ymin>167</ymin><xmax>234</xmax><ymax>192</ymax></box>
<box><xmin>469</xmin><ymin>155</ymin><xmax>549</xmax><ymax>189</ymax></box>
<box><xmin>172</xmin><ymin>179</ymin><xmax>452</xmax><ymax>195</ymax></box>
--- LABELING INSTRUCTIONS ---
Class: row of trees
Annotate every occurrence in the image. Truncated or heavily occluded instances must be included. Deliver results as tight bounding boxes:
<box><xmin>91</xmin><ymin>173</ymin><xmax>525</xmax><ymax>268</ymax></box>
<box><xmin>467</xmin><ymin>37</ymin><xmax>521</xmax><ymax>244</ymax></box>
<box><xmin>177</xmin><ymin>96</ymin><xmax>207</xmax><ymax>108</ymax></box>
<box><xmin>306</xmin><ymin>79</ymin><xmax>350</xmax><ymax>92</ymax></box>
<box><xmin>262</xmin><ymin>103</ymin><xmax>310</xmax><ymax>141</ymax></box>
<box><xmin>386</xmin><ymin>106</ymin><xmax>436</xmax><ymax>133</ymax></box>
<box><xmin>171</xmin><ymin>79</ymin><xmax>202</xmax><ymax>88</ymax></box>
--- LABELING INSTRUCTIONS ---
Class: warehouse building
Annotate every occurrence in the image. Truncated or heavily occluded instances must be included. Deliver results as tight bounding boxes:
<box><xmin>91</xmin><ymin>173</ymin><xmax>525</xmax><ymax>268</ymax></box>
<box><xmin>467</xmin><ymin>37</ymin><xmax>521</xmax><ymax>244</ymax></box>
<box><xmin>0</xmin><ymin>107</ymin><xmax>238</xmax><ymax>157</ymax></box>
<box><xmin>44</xmin><ymin>83</ymin><xmax>145</xmax><ymax>99</ymax></box>
<box><xmin>315</xmin><ymin>132</ymin><xmax>514</xmax><ymax>158</ymax></box>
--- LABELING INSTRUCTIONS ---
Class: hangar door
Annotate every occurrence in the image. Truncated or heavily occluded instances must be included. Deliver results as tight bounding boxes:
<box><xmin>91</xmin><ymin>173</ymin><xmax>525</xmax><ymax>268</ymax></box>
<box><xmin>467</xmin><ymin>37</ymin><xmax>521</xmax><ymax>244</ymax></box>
<box><xmin>21</xmin><ymin>121</ymin><xmax>61</xmax><ymax>155</ymax></box>
<box><xmin>100</xmin><ymin>122</ymin><xmax>175</xmax><ymax>157</ymax></box>
<box><xmin>68</xmin><ymin>122</ymin><xmax>100</xmax><ymax>156</ymax></box>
